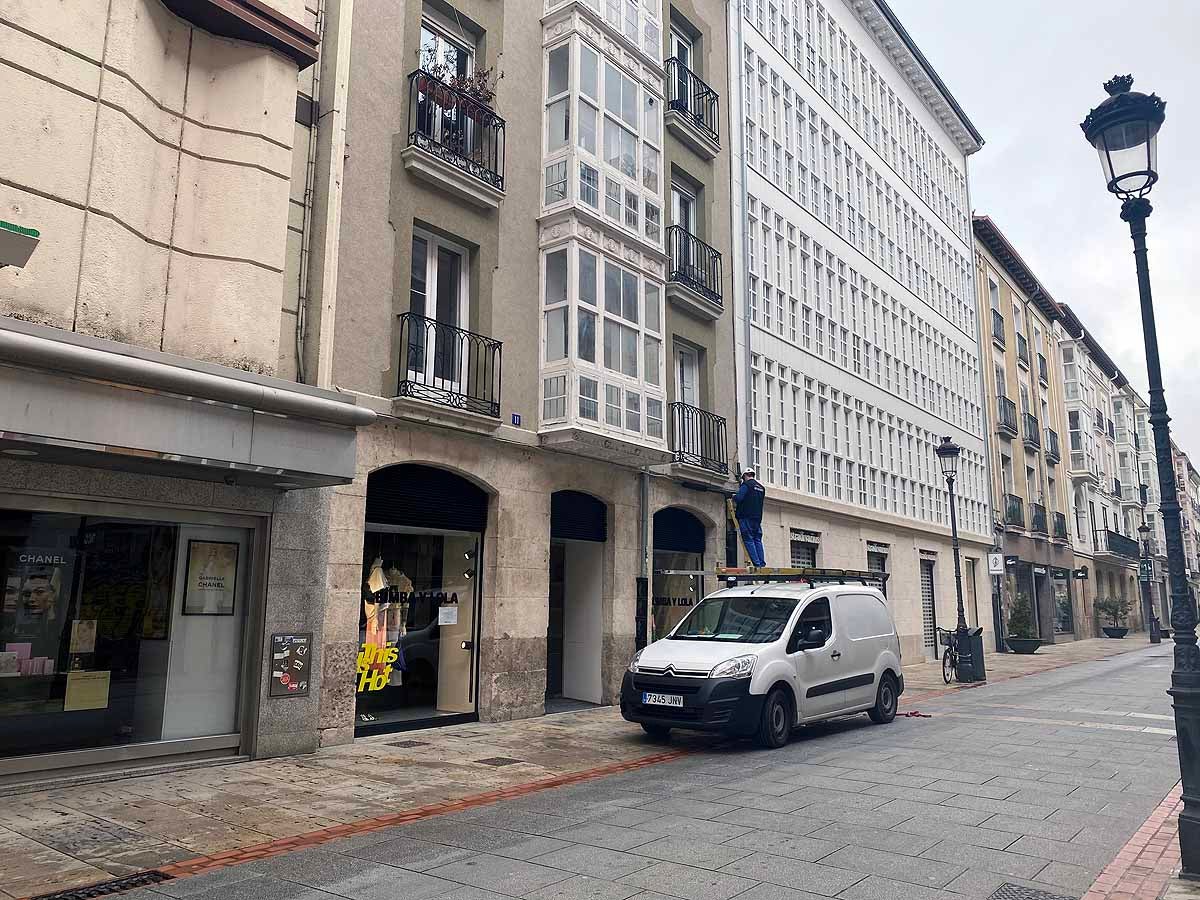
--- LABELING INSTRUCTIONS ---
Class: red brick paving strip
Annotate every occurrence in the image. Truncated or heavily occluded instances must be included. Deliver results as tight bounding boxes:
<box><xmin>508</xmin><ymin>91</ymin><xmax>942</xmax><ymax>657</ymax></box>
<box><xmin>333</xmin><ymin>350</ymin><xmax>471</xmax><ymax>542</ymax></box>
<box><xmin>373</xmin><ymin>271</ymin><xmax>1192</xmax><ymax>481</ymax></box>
<box><xmin>20</xmin><ymin>749</ymin><xmax>688</xmax><ymax>899</ymax></box>
<box><xmin>1082</xmin><ymin>781</ymin><xmax>1182</xmax><ymax>899</ymax></box>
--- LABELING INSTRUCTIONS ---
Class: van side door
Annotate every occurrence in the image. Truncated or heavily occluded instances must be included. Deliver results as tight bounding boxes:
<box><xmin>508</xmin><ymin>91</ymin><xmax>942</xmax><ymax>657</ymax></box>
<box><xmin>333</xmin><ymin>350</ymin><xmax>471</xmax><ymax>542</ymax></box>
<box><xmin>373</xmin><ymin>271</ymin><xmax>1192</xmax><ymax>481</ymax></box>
<box><xmin>786</xmin><ymin>596</ymin><xmax>846</xmax><ymax>719</ymax></box>
<box><xmin>837</xmin><ymin>592</ymin><xmax>893</xmax><ymax>710</ymax></box>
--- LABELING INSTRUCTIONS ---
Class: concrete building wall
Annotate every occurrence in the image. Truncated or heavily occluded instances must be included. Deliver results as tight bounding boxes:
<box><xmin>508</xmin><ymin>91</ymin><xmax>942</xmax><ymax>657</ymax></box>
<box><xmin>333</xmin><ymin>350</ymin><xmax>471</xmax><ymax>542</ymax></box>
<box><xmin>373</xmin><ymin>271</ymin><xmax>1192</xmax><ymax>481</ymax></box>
<box><xmin>1</xmin><ymin>0</ymin><xmax>304</xmax><ymax>373</ymax></box>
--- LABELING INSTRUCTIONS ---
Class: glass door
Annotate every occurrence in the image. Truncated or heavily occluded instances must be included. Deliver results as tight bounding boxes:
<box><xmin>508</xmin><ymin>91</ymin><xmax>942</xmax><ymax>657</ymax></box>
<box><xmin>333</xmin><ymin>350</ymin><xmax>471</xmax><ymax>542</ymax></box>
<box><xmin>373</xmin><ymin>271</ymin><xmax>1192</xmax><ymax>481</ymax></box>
<box><xmin>670</xmin><ymin>30</ymin><xmax>694</xmax><ymax>115</ymax></box>
<box><xmin>409</xmin><ymin>233</ymin><xmax>469</xmax><ymax>395</ymax></box>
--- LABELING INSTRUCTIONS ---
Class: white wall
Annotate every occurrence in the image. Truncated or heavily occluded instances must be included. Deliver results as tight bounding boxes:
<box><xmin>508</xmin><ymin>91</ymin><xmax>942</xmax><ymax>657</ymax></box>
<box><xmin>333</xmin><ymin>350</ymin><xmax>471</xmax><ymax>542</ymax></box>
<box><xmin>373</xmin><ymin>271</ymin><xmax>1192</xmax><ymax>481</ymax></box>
<box><xmin>562</xmin><ymin>540</ymin><xmax>603</xmax><ymax>704</ymax></box>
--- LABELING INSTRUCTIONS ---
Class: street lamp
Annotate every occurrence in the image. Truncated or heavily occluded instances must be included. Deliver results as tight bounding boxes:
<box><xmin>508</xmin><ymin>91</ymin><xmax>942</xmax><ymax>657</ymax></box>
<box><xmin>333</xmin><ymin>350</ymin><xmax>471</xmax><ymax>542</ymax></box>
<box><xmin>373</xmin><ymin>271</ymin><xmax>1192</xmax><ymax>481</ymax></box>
<box><xmin>1139</xmin><ymin>515</ymin><xmax>1161</xmax><ymax>645</ymax></box>
<box><xmin>935</xmin><ymin>436</ymin><xmax>977</xmax><ymax>682</ymax></box>
<box><xmin>1081</xmin><ymin>74</ymin><xmax>1198</xmax><ymax>875</ymax></box>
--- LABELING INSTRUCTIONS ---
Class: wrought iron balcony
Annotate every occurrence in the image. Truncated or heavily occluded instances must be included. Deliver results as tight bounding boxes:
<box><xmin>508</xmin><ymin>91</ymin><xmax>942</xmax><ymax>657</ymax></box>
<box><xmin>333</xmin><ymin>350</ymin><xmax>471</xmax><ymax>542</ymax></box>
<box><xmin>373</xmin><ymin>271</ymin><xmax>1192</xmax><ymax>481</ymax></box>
<box><xmin>991</xmin><ymin>309</ymin><xmax>1005</xmax><ymax>346</ymax></box>
<box><xmin>1045</xmin><ymin>428</ymin><xmax>1061</xmax><ymax>464</ymax></box>
<box><xmin>1108</xmin><ymin>419</ymin><xmax>1116</xmax><ymax>440</ymax></box>
<box><xmin>1016</xmin><ymin>333</ymin><xmax>1030</xmax><ymax>367</ymax></box>
<box><xmin>997</xmin><ymin>396</ymin><xmax>1018</xmax><ymax>438</ymax></box>
<box><xmin>1094</xmin><ymin>528</ymin><xmax>1140</xmax><ymax>560</ymax></box>
<box><xmin>669</xmin><ymin>401</ymin><xmax>728</xmax><ymax>474</ymax></box>
<box><xmin>665</xmin><ymin>57</ymin><xmax>720</xmax><ymax>148</ymax></box>
<box><xmin>667</xmin><ymin>225</ymin><xmax>723</xmax><ymax>308</ymax></box>
<box><xmin>1094</xmin><ymin>408</ymin><xmax>1105</xmax><ymax>432</ymax></box>
<box><xmin>1023</xmin><ymin>413</ymin><xmax>1041</xmax><ymax>449</ymax></box>
<box><xmin>397</xmin><ymin>312</ymin><xmax>502</xmax><ymax>417</ymax></box>
<box><xmin>1038</xmin><ymin>352</ymin><xmax>1049</xmax><ymax>383</ymax></box>
<box><xmin>1053</xmin><ymin>511</ymin><xmax>1069</xmax><ymax>540</ymax></box>
<box><xmin>1004</xmin><ymin>493</ymin><xmax>1025</xmax><ymax>528</ymax></box>
<box><xmin>407</xmin><ymin>69</ymin><xmax>505</xmax><ymax>193</ymax></box>
<box><xmin>1030</xmin><ymin>502</ymin><xmax>1048</xmax><ymax>534</ymax></box>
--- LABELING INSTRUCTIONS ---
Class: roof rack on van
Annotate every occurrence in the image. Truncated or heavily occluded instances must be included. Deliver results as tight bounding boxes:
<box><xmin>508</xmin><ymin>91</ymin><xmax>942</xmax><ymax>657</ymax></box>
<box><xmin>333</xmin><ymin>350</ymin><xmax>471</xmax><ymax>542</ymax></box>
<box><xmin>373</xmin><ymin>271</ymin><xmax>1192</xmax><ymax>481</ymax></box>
<box><xmin>657</xmin><ymin>566</ymin><xmax>889</xmax><ymax>593</ymax></box>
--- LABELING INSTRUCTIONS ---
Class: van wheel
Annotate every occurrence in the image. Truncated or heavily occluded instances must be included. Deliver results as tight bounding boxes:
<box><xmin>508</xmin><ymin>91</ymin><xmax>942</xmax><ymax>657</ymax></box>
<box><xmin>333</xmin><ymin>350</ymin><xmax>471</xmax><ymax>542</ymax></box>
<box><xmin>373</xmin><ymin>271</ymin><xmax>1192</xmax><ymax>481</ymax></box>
<box><xmin>641</xmin><ymin>723</ymin><xmax>671</xmax><ymax>740</ymax></box>
<box><xmin>868</xmin><ymin>674</ymin><xmax>898</xmax><ymax>724</ymax></box>
<box><xmin>754</xmin><ymin>688</ymin><xmax>792</xmax><ymax>748</ymax></box>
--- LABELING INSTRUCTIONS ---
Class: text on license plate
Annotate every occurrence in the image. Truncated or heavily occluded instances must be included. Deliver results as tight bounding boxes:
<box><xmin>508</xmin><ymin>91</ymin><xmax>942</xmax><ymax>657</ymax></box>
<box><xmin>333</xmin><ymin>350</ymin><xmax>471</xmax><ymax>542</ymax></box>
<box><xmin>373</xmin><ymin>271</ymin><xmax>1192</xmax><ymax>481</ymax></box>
<box><xmin>642</xmin><ymin>692</ymin><xmax>684</xmax><ymax>707</ymax></box>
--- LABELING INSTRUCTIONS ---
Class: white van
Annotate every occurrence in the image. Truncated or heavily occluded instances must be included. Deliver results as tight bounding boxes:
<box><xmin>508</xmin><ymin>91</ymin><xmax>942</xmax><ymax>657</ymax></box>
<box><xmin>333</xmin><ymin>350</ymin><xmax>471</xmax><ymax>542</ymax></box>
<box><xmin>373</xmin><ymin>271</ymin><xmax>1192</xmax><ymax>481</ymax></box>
<box><xmin>620</xmin><ymin>582</ymin><xmax>903</xmax><ymax>748</ymax></box>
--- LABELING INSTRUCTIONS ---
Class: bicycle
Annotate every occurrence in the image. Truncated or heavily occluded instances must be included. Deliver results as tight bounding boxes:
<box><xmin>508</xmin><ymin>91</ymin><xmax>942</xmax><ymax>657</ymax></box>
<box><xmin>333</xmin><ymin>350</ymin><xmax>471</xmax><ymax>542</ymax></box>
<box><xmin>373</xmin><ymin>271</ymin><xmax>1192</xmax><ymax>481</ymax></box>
<box><xmin>936</xmin><ymin>627</ymin><xmax>958</xmax><ymax>684</ymax></box>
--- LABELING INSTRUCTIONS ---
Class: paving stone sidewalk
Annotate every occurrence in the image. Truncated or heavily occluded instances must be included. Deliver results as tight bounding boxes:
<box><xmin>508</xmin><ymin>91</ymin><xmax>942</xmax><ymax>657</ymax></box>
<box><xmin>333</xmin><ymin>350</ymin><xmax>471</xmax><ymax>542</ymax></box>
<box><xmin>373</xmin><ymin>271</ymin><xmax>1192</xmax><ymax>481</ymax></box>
<box><xmin>0</xmin><ymin>635</ymin><xmax>1158</xmax><ymax>899</ymax></box>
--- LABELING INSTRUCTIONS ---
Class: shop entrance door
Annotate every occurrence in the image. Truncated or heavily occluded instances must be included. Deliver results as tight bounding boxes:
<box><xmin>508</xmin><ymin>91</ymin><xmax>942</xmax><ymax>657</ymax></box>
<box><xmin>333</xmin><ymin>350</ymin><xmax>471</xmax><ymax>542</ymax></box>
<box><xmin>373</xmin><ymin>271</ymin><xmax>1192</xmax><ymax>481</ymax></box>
<box><xmin>920</xmin><ymin>559</ymin><xmax>938</xmax><ymax>660</ymax></box>
<box><xmin>547</xmin><ymin>491</ymin><xmax>607</xmax><ymax>707</ymax></box>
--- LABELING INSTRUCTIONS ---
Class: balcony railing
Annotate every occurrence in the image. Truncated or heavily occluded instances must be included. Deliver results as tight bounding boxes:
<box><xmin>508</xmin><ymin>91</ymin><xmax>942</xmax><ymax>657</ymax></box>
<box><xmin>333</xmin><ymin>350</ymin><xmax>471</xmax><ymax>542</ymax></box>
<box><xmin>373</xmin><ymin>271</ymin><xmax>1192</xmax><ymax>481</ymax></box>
<box><xmin>1045</xmin><ymin>428</ymin><xmax>1061</xmax><ymax>464</ymax></box>
<box><xmin>1095</xmin><ymin>528</ymin><xmax>1140</xmax><ymax>560</ymax></box>
<box><xmin>991</xmin><ymin>309</ymin><xmax>1005</xmax><ymax>346</ymax></box>
<box><xmin>997</xmin><ymin>396</ymin><xmax>1018</xmax><ymax>437</ymax></box>
<box><xmin>397</xmin><ymin>312</ymin><xmax>502</xmax><ymax>417</ymax></box>
<box><xmin>670</xmin><ymin>401</ymin><xmax>728</xmax><ymax>474</ymax></box>
<box><xmin>1094</xmin><ymin>408</ymin><xmax>1105</xmax><ymax>432</ymax></box>
<box><xmin>1030</xmin><ymin>502</ymin><xmax>1048</xmax><ymax>534</ymax></box>
<box><xmin>1016</xmin><ymin>333</ymin><xmax>1030</xmax><ymax>367</ymax></box>
<box><xmin>667</xmin><ymin>225</ymin><xmax>723</xmax><ymax>307</ymax></box>
<box><xmin>407</xmin><ymin>69</ymin><xmax>505</xmax><ymax>191</ymax></box>
<box><xmin>1023</xmin><ymin>413</ymin><xmax>1041</xmax><ymax>449</ymax></box>
<box><xmin>1038</xmin><ymin>352</ymin><xmax>1049</xmax><ymax>383</ymax></box>
<box><xmin>1108</xmin><ymin>419</ymin><xmax>1116</xmax><ymax>440</ymax></box>
<box><xmin>1053</xmin><ymin>511</ymin><xmax>1069</xmax><ymax>540</ymax></box>
<box><xmin>665</xmin><ymin>57</ymin><xmax>720</xmax><ymax>146</ymax></box>
<box><xmin>1004</xmin><ymin>493</ymin><xmax>1025</xmax><ymax>528</ymax></box>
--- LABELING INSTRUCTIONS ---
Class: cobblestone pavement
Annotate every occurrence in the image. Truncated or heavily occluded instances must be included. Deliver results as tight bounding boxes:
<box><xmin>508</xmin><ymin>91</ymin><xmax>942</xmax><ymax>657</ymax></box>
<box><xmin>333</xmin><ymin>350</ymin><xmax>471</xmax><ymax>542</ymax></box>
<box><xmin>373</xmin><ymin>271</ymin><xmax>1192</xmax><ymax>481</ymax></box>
<box><xmin>0</xmin><ymin>636</ymin><xmax>1164</xmax><ymax>899</ymax></box>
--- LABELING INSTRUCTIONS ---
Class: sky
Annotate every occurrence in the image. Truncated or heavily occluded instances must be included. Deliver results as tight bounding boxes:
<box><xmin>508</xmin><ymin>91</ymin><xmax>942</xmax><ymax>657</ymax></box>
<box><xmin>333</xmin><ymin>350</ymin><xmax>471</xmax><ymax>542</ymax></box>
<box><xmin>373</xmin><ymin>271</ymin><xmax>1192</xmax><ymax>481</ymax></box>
<box><xmin>887</xmin><ymin>0</ymin><xmax>1200</xmax><ymax>454</ymax></box>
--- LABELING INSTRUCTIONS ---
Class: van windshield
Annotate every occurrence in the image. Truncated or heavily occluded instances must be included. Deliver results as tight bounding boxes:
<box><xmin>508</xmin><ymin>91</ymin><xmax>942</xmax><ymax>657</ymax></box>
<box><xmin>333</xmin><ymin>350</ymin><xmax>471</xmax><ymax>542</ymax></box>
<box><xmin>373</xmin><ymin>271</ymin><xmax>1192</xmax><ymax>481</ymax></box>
<box><xmin>670</xmin><ymin>595</ymin><xmax>799</xmax><ymax>643</ymax></box>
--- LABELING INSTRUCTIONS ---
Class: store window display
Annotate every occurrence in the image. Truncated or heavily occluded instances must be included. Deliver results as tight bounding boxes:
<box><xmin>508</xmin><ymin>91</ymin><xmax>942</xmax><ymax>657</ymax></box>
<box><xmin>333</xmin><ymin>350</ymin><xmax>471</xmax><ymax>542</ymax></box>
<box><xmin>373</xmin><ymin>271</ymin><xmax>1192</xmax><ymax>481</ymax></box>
<box><xmin>0</xmin><ymin>509</ymin><xmax>249</xmax><ymax>760</ymax></box>
<box><xmin>356</xmin><ymin>530</ymin><xmax>479</xmax><ymax>730</ymax></box>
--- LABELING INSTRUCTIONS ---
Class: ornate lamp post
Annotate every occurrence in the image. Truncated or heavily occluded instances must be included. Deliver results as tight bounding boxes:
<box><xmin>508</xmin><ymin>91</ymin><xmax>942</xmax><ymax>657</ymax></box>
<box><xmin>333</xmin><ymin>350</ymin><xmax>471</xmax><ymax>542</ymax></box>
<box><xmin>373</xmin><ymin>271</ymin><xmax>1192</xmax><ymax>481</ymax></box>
<box><xmin>1139</xmin><ymin>516</ymin><xmax>1161</xmax><ymax>645</ymax></box>
<box><xmin>1081</xmin><ymin>74</ymin><xmax>1197</xmax><ymax>875</ymax></box>
<box><xmin>935</xmin><ymin>436</ymin><xmax>977</xmax><ymax>682</ymax></box>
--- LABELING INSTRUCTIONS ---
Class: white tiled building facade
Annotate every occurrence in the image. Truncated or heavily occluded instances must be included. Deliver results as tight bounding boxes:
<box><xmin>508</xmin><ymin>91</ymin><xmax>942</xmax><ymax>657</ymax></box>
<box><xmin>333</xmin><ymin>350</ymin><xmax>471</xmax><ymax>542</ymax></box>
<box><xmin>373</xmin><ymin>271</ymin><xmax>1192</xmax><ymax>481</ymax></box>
<box><xmin>729</xmin><ymin>0</ymin><xmax>990</xmax><ymax>659</ymax></box>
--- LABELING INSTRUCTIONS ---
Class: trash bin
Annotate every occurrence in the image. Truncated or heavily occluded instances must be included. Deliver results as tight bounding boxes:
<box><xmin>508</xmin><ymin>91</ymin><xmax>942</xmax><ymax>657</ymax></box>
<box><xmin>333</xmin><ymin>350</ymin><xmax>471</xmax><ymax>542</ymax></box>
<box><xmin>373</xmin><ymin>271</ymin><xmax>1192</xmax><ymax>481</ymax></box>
<box><xmin>964</xmin><ymin>627</ymin><xmax>987</xmax><ymax>682</ymax></box>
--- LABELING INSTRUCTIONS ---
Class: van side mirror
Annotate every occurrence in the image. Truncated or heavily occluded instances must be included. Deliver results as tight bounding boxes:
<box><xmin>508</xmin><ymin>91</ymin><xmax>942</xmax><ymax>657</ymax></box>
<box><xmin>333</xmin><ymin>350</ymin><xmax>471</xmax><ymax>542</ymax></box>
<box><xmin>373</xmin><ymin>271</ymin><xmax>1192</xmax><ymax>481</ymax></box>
<box><xmin>805</xmin><ymin>627</ymin><xmax>826</xmax><ymax>647</ymax></box>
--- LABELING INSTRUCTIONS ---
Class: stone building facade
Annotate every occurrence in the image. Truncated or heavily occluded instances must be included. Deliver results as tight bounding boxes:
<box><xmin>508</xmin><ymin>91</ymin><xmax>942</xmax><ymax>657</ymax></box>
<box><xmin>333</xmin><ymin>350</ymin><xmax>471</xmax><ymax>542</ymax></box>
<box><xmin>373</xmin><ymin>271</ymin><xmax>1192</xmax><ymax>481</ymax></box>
<box><xmin>972</xmin><ymin>216</ymin><xmax>1078</xmax><ymax>645</ymax></box>
<box><xmin>0</xmin><ymin>0</ymin><xmax>377</xmax><ymax>781</ymax></box>
<box><xmin>279</xmin><ymin>0</ymin><xmax>739</xmax><ymax>744</ymax></box>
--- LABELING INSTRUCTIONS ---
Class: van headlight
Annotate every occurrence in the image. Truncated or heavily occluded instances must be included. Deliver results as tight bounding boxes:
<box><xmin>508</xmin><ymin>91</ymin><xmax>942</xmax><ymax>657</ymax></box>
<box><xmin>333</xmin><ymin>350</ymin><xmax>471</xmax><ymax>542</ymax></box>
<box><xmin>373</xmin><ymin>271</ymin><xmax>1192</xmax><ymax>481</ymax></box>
<box><xmin>710</xmin><ymin>655</ymin><xmax>756</xmax><ymax>679</ymax></box>
<box><xmin>628</xmin><ymin>649</ymin><xmax>644</xmax><ymax>673</ymax></box>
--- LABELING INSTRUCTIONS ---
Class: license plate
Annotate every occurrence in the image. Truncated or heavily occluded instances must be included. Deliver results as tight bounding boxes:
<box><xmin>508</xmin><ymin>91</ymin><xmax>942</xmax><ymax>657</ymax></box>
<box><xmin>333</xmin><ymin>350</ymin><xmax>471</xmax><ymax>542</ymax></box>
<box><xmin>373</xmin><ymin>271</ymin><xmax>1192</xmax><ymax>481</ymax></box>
<box><xmin>642</xmin><ymin>692</ymin><xmax>683</xmax><ymax>707</ymax></box>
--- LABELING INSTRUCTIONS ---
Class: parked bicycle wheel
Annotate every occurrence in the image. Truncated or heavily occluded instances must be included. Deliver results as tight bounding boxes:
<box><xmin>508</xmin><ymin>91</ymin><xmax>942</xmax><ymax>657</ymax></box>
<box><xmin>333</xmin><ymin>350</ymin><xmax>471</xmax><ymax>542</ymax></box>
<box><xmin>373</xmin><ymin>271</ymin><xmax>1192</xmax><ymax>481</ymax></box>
<box><xmin>942</xmin><ymin>648</ymin><xmax>955</xmax><ymax>684</ymax></box>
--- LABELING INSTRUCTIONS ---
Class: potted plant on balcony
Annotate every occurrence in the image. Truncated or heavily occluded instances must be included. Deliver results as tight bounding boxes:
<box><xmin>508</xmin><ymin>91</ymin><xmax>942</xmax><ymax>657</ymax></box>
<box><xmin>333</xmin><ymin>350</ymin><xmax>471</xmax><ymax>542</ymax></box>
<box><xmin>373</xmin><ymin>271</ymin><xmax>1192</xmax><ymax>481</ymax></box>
<box><xmin>1096</xmin><ymin>596</ymin><xmax>1131</xmax><ymax>638</ymax></box>
<box><xmin>1005</xmin><ymin>593</ymin><xmax>1041</xmax><ymax>654</ymax></box>
<box><xmin>418</xmin><ymin>46</ymin><xmax>502</xmax><ymax>112</ymax></box>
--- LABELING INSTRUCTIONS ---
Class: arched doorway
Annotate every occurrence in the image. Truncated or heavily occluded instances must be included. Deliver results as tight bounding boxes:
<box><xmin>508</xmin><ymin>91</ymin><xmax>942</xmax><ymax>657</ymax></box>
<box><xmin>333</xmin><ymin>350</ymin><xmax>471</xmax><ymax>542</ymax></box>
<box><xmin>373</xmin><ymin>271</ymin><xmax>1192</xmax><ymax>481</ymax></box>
<box><xmin>357</xmin><ymin>465</ymin><xmax>488</xmax><ymax>734</ymax></box>
<box><xmin>547</xmin><ymin>491</ymin><xmax>607</xmax><ymax>706</ymax></box>
<box><xmin>650</xmin><ymin>507</ymin><xmax>708</xmax><ymax>645</ymax></box>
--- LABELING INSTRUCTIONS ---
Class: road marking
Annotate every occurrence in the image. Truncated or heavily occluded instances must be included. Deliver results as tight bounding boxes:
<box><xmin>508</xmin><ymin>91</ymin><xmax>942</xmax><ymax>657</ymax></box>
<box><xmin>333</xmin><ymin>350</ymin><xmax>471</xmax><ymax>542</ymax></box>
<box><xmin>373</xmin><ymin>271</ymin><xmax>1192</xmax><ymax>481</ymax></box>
<box><xmin>938</xmin><ymin>711</ymin><xmax>1175</xmax><ymax>734</ymax></box>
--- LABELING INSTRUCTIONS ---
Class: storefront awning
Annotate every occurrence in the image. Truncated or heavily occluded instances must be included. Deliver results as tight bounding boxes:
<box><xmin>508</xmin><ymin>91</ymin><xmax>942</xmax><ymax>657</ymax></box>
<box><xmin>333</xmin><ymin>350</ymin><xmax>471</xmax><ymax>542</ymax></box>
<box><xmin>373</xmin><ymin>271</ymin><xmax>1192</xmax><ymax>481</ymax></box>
<box><xmin>0</xmin><ymin>320</ymin><xmax>375</xmax><ymax>489</ymax></box>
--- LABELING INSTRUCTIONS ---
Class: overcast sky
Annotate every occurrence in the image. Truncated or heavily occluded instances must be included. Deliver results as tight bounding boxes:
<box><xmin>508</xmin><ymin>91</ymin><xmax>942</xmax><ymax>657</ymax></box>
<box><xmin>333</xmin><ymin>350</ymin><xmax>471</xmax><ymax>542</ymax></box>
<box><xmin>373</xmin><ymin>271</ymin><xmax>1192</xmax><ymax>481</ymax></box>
<box><xmin>888</xmin><ymin>0</ymin><xmax>1200</xmax><ymax>455</ymax></box>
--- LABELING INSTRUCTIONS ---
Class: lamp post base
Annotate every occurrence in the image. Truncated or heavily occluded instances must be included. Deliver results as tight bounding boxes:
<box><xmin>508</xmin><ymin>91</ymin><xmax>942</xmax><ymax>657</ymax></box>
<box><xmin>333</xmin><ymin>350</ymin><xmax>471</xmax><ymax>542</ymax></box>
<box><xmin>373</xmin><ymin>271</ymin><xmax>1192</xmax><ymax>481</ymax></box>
<box><xmin>1170</xmin><ymin>678</ymin><xmax>1200</xmax><ymax>879</ymax></box>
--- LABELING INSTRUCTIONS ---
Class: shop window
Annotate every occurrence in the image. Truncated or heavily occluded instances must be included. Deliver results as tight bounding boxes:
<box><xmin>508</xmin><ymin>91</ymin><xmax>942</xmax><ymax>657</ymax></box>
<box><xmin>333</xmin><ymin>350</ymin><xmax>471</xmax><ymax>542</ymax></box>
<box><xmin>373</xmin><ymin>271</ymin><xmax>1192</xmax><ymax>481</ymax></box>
<box><xmin>651</xmin><ymin>507</ymin><xmax>706</xmax><ymax>643</ymax></box>
<box><xmin>0</xmin><ymin>510</ymin><xmax>250</xmax><ymax>760</ymax></box>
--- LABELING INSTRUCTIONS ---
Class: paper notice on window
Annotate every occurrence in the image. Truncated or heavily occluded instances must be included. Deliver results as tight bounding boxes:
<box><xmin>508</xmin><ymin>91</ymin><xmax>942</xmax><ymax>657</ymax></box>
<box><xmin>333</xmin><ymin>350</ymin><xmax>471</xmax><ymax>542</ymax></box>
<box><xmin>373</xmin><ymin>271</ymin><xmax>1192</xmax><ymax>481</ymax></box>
<box><xmin>438</xmin><ymin>605</ymin><xmax>458</xmax><ymax>626</ymax></box>
<box><xmin>64</xmin><ymin>671</ymin><xmax>110</xmax><ymax>711</ymax></box>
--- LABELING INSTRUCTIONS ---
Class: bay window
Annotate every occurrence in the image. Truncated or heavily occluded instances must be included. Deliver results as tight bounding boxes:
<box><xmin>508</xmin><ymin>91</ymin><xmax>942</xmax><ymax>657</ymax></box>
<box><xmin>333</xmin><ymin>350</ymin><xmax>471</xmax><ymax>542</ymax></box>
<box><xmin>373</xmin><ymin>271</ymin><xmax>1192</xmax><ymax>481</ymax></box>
<box><xmin>540</xmin><ymin>243</ymin><xmax>665</xmax><ymax>443</ymax></box>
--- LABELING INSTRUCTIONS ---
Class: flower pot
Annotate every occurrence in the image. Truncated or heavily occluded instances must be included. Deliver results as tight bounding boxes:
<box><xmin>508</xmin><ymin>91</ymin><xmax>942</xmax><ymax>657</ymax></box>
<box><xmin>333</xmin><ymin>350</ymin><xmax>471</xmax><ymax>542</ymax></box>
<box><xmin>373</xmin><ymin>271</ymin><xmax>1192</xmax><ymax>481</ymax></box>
<box><xmin>1102</xmin><ymin>626</ymin><xmax>1129</xmax><ymax>639</ymax></box>
<box><xmin>1006</xmin><ymin>637</ymin><xmax>1041</xmax><ymax>654</ymax></box>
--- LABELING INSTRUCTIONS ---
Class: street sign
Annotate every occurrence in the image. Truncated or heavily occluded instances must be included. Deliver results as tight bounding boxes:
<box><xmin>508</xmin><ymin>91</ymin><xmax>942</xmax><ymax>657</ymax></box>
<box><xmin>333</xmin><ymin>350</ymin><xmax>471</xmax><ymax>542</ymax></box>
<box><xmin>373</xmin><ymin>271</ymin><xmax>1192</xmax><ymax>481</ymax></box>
<box><xmin>987</xmin><ymin>553</ymin><xmax>1004</xmax><ymax>575</ymax></box>
<box><xmin>1140</xmin><ymin>558</ymin><xmax>1154</xmax><ymax>582</ymax></box>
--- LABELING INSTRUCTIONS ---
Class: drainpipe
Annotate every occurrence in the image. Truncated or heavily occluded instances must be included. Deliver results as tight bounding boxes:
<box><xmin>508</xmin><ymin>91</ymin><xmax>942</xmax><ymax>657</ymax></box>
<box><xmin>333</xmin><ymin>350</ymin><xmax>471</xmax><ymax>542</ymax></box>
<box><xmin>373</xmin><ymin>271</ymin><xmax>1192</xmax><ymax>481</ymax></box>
<box><xmin>730</xmin><ymin>1</ymin><xmax>752</xmax><ymax>474</ymax></box>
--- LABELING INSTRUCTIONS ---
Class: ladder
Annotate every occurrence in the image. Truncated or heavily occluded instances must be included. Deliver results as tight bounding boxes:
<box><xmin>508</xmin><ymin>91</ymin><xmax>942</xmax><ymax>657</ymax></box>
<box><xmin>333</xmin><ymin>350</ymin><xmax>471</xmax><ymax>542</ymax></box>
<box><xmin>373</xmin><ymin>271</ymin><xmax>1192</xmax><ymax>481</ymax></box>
<box><xmin>656</xmin><ymin>566</ymin><xmax>889</xmax><ymax>596</ymax></box>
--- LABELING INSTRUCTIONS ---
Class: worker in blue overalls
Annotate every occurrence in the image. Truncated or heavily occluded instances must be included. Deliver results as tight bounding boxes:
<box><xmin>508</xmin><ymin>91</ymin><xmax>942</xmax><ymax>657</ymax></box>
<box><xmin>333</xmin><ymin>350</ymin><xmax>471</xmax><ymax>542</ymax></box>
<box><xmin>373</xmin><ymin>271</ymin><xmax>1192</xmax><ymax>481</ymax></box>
<box><xmin>733</xmin><ymin>469</ymin><xmax>767</xmax><ymax>568</ymax></box>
